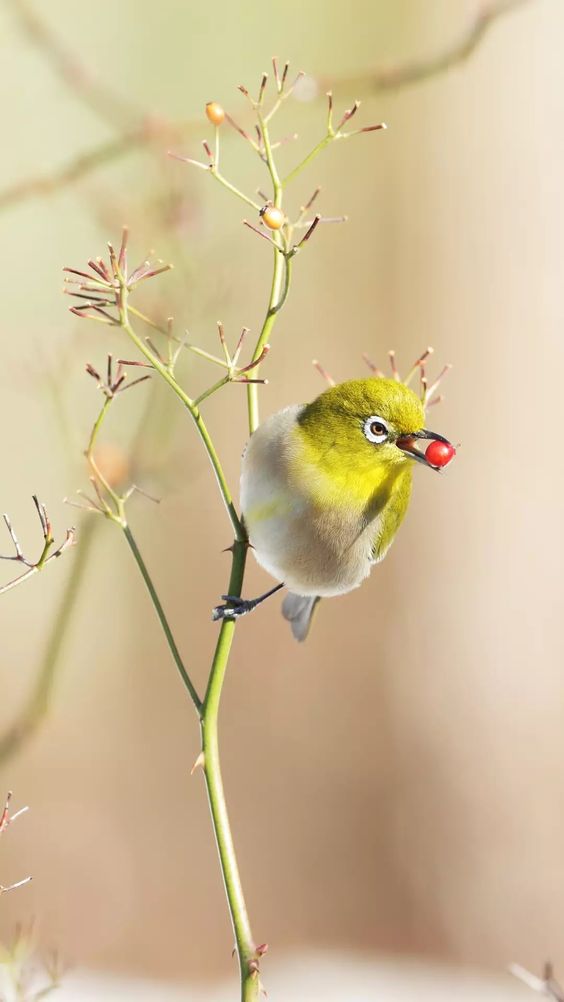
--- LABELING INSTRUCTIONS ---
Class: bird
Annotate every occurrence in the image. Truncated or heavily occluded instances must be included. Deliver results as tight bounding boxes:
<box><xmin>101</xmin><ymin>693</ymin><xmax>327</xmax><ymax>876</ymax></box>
<box><xmin>213</xmin><ymin>376</ymin><xmax>455</xmax><ymax>640</ymax></box>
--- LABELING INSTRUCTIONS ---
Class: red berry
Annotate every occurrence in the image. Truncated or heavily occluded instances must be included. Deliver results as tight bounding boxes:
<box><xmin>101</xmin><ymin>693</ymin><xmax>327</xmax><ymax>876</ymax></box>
<box><xmin>425</xmin><ymin>440</ymin><xmax>456</xmax><ymax>468</ymax></box>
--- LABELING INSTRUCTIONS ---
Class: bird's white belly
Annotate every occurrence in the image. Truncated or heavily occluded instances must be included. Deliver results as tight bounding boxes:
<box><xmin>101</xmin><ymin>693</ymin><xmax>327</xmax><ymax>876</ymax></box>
<box><xmin>240</xmin><ymin>407</ymin><xmax>376</xmax><ymax>597</ymax></box>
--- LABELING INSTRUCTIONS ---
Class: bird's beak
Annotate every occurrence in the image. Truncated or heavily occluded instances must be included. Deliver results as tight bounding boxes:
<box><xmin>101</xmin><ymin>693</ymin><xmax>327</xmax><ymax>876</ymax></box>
<box><xmin>396</xmin><ymin>429</ymin><xmax>453</xmax><ymax>472</ymax></box>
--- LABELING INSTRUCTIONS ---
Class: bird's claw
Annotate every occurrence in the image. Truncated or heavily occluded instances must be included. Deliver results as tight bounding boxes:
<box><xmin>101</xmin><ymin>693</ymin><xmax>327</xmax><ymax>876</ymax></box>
<box><xmin>211</xmin><ymin>595</ymin><xmax>255</xmax><ymax>622</ymax></box>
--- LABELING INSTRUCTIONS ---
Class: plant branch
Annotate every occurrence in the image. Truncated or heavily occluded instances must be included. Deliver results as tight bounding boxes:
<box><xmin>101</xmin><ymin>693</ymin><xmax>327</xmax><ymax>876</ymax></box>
<box><xmin>123</xmin><ymin>525</ymin><xmax>202</xmax><ymax>714</ymax></box>
<box><xmin>82</xmin><ymin>381</ymin><xmax>203</xmax><ymax>714</ymax></box>
<box><xmin>194</xmin><ymin>107</ymin><xmax>295</xmax><ymax>1000</ymax></box>
<box><xmin>0</xmin><ymin>499</ymin><xmax>75</xmax><ymax>595</ymax></box>
<box><xmin>199</xmin><ymin>538</ymin><xmax>259</xmax><ymax>1000</ymax></box>
<box><xmin>245</xmin><ymin>113</ymin><xmax>287</xmax><ymax>435</ymax></box>
<box><xmin>119</xmin><ymin>306</ymin><xmax>244</xmax><ymax>542</ymax></box>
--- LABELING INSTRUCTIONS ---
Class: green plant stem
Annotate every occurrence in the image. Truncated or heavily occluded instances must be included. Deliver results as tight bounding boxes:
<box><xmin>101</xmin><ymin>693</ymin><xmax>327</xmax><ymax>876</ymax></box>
<box><xmin>123</xmin><ymin>525</ymin><xmax>202</xmax><ymax>713</ymax></box>
<box><xmin>246</xmin><ymin>113</ymin><xmax>287</xmax><ymax>435</ymax></box>
<box><xmin>200</xmin><ymin>539</ymin><xmax>260</xmax><ymax>1001</ymax></box>
<box><xmin>211</xmin><ymin>168</ymin><xmax>261</xmax><ymax>212</ymax></box>
<box><xmin>196</xmin><ymin>111</ymin><xmax>293</xmax><ymax>1000</ymax></box>
<box><xmin>281</xmin><ymin>133</ymin><xmax>335</xmax><ymax>188</ymax></box>
<box><xmin>110</xmin><ymin>107</ymin><xmax>292</xmax><ymax>1001</ymax></box>
<box><xmin>0</xmin><ymin>517</ymin><xmax>97</xmax><ymax>766</ymax></box>
<box><xmin>246</xmin><ymin>249</ymin><xmax>287</xmax><ymax>435</ymax></box>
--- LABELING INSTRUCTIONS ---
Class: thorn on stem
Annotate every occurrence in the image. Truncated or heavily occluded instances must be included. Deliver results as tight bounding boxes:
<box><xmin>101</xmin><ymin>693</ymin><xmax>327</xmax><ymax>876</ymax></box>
<box><xmin>191</xmin><ymin>751</ymin><xmax>205</xmax><ymax>776</ymax></box>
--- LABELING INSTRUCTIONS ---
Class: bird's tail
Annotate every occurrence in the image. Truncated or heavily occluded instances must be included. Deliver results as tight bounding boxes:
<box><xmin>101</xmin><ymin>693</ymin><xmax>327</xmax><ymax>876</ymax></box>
<box><xmin>281</xmin><ymin>592</ymin><xmax>321</xmax><ymax>642</ymax></box>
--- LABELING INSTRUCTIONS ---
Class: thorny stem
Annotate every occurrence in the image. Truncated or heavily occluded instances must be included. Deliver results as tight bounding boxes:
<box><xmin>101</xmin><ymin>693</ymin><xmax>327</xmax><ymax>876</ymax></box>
<box><xmin>174</xmin><ymin>105</ymin><xmax>290</xmax><ymax>1000</ymax></box>
<box><xmin>195</xmin><ymin>106</ymin><xmax>290</xmax><ymax>998</ymax></box>
<box><xmin>200</xmin><ymin>538</ymin><xmax>257</xmax><ymax>1000</ymax></box>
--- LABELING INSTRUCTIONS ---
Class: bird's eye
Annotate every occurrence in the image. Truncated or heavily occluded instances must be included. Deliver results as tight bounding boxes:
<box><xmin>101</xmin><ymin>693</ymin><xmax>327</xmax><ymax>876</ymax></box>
<box><xmin>363</xmin><ymin>416</ymin><xmax>389</xmax><ymax>444</ymax></box>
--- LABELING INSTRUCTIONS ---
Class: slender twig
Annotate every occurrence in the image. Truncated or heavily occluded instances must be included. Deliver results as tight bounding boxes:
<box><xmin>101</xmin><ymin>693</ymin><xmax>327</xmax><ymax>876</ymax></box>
<box><xmin>0</xmin><ymin>500</ymin><xmax>75</xmax><ymax>595</ymax></box>
<box><xmin>123</xmin><ymin>526</ymin><xmax>202</xmax><ymax>713</ymax></box>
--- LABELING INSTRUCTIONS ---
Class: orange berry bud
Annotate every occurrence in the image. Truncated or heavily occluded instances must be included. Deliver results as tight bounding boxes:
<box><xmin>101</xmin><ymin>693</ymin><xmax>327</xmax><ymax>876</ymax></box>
<box><xmin>93</xmin><ymin>443</ymin><xmax>130</xmax><ymax>489</ymax></box>
<box><xmin>205</xmin><ymin>102</ymin><xmax>225</xmax><ymax>126</ymax></box>
<box><xmin>260</xmin><ymin>205</ymin><xmax>284</xmax><ymax>230</ymax></box>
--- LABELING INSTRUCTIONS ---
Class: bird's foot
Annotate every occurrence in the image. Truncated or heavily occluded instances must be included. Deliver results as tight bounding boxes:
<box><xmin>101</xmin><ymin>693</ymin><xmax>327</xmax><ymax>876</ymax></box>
<box><xmin>212</xmin><ymin>595</ymin><xmax>259</xmax><ymax>621</ymax></box>
<box><xmin>211</xmin><ymin>582</ymin><xmax>284</xmax><ymax>622</ymax></box>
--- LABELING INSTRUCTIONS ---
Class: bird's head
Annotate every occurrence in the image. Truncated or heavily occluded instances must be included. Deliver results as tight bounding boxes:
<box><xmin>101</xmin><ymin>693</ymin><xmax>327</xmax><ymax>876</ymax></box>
<box><xmin>296</xmin><ymin>378</ymin><xmax>455</xmax><ymax>497</ymax></box>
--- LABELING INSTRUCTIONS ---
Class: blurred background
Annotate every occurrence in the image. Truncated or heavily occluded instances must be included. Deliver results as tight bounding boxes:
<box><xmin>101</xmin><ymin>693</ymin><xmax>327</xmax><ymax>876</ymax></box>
<box><xmin>0</xmin><ymin>0</ymin><xmax>562</xmax><ymax>998</ymax></box>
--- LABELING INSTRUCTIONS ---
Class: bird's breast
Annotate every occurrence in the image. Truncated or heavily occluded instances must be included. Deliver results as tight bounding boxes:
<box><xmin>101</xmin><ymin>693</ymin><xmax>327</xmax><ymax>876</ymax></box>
<box><xmin>240</xmin><ymin>407</ymin><xmax>378</xmax><ymax>597</ymax></box>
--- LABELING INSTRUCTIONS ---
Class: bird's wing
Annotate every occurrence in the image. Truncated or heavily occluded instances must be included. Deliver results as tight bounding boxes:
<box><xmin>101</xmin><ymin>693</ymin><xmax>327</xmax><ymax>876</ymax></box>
<box><xmin>281</xmin><ymin>592</ymin><xmax>321</xmax><ymax>642</ymax></box>
<box><xmin>370</xmin><ymin>474</ymin><xmax>413</xmax><ymax>563</ymax></box>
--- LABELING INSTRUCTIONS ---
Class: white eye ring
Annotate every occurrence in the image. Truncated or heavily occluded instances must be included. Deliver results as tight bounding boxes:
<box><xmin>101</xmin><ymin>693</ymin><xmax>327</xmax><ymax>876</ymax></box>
<box><xmin>363</xmin><ymin>415</ymin><xmax>389</xmax><ymax>444</ymax></box>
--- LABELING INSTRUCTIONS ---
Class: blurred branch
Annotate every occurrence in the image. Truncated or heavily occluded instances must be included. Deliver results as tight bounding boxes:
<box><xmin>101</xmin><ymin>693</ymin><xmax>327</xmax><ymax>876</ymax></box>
<box><xmin>319</xmin><ymin>0</ymin><xmax>533</xmax><ymax>95</ymax></box>
<box><xmin>0</xmin><ymin>133</ymin><xmax>141</xmax><ymax>212</ymax></box>
<box><xmin>0</xmin><ymin>0</ymin><xmax>534</xmax><ymax>215</ymax></box>
<box><xmin>0</xmin><ymin>791</ymin><xmax>32</xmax><ymax>895</ymax></box>
<box><xmin>8</xmin><ymin>0</ymin><xmax>140</xmax><ymax>129</ymax></box>
<box><xmin>511</xmin><ymin>962</ymin><xmax>564</xmax><ymax>1001</ymax></box>
<box><xmin>0</xmin><ymin>517</ymin><xmax>96</xmax><ymax>767</ymax></box>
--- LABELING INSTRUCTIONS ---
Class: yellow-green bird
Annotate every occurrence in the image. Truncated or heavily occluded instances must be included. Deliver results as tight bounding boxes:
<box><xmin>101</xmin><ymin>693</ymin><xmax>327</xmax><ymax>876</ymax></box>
<box><xmin>213</xmin><ymin>377</ymin><xmax>455</xmax><ymax>640</ymax></box>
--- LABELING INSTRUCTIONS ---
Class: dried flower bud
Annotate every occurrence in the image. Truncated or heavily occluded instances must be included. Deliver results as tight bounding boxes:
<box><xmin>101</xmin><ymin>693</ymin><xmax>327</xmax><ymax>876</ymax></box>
<box><xmin>205</xmin><ymin>102</ymin><xmax>225</xmax><ymax>126</ymax></box>
<box><xmin>260</xmin><ymin>205</ymin><xmax>284</xmax><ymax>230</ymax></box>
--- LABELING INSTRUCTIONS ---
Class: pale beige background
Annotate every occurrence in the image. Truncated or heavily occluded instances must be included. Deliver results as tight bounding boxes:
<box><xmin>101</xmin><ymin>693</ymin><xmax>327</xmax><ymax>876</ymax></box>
<box><xmin>0</xmin><ymin>0</ymin><xmax>562</xmax><ymax>993</ymax></box>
